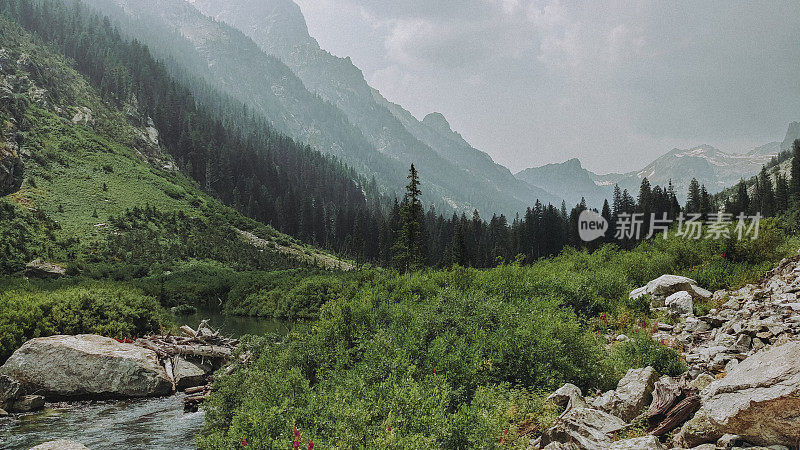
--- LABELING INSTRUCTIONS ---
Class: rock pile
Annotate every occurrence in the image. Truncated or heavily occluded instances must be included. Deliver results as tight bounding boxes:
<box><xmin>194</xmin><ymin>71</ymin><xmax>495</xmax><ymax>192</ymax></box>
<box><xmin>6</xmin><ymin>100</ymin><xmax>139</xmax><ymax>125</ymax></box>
<box><xmin>653</xmin><ymin>257</ymin><xmax>800</xmax><ymax>379</ymax></box>
<box><xmin>535</xmin><ymin>256</ymin><xmax>800</xmax><ymax>449</ymax></box>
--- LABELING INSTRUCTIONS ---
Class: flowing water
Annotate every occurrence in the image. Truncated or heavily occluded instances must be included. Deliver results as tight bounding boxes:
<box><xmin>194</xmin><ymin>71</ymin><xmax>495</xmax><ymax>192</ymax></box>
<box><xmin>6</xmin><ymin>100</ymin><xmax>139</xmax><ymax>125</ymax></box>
<box><xmin>0</xmin><ymin>309</ymin><xmax>289</xmax><ymax>450</ymax></box>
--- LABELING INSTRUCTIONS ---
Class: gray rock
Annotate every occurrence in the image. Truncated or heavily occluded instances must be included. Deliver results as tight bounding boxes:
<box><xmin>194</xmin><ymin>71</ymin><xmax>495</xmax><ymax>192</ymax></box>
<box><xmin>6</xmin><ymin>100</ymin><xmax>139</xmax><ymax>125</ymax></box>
<box><xmin>677</xmin><ymin>341</ymin><xmax>800</xmax><ymax>447</ymax></box>
<box><xmin>716</xmin><ymin>433</ymin><xmax>742</xmax><ymax>448</ymax></box>
<box><xmin>635</xmin><ymin>275</ymin><xmax>700</xmax><ymax>307</ymax></box>
<box><xmin>608</xmin><ymin>366</ymin><xmax>659</xmax><ymax>421</ymax></box>
<box><xmin>684</xmin><ymin>317</ymin><xmax>710</xmax><ymax>333</ymax></box>
<box><xmin>8</xmin><ymin>394</ymin><xmax>44</xmax><ymax>412</ymax></box>
<box><xmin>590</xmin><ymin>390</ymin><xmax>615</xmax><ymax>412</ymax></box>
<box><xmin>608</xmin><ymin>436</ymin><xmax>666</xmax><ymax>450</ymax></box>
<box><xmin>666</xmin><ymin>291</ymin><xmax>694</xmax><ymax>316</ymax></box>
<box><xmin>173</xmin><ymin>357</ymin><xmax>211</xmax><ymax>390</ymax></box>
<box><xmin>0</xmin><ymin>335</ymin><xmax>172</xmax><ymax>399</ymax></box>
<box><xmin>542</xmin><ymin>443</ymin><xmax>580</xmax><ymax>450</ymax></box>
<box><xmin>540</xmin><ymin>406</ymin><xmax>627</xmax><ymax>450</ymax></box>
<box><xmin>23</xmin><ymin>259</ymin><xmax>66</xmax><ymax>279</ymax></box>
<box><xmin>0</xmin><ymin>374</ymin><xmax>20</xmax><ymax>409</ymax></box>
<box><xmin>29</xmin><ymin>440</ymin><xmax>88</xmax><ymax>450</ymax></box>
<box><xmin>548</xmin><ymin>383</ymin><xmax>584</xmax><ymax>408</ymax></box>
<box><xmin>689</xmin><ymin>373</ymin><xmax>716</xmax><ymax>392</ymax></box>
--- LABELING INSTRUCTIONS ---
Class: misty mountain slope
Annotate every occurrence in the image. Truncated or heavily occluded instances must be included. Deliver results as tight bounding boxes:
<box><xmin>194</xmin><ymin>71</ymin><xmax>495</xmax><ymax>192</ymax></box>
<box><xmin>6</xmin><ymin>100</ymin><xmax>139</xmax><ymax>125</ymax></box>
<box><xmin>515</xmin><ymin>159</ymin><xmax>613</xmax><ymax>208</ymax></box>
<box><xmin>521</xmin><ymin>122</ymin><xmax>799</xmax><ymax>206</ymax></box>
<box><xmin>373</xmin><ymin>94</ymin><xmax>558</xmax><ymax>209</ymax></box>
<box><xmin>80</xmin><ymin>0</ymin><xmax>410</xmax><ymax>198</ymax></box>
<box><xmin>185</xmin><ymin>0</ymin><xmax>561</xmax><ymax>214</ymax></box>
<box><xmin>0</xmin><ymin>13</ymin><xmax>347</xmax><ymax>271</ymax></box>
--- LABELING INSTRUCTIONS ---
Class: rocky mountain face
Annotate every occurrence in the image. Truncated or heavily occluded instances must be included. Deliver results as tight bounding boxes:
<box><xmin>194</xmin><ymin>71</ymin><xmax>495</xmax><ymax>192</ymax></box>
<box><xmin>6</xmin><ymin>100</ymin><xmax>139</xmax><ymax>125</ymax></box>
<box><xmin>780</xmin><ymin>122</ymin><xmax>800</xmax><ymax>152</ymax></box>
<box><xmin>181</xmin><ymin>0</ymin><xmax>559</xmax><ymax>214</ymax></box>
<box><xmin>81</xmin><ymin>0</ymin><xmax>559</xmax><ymax>216</ymax></box>
<box><xmin>516</xmin><ymin>159</ymin><xmax>612</xmax><ymax>209</ymax></box>
<box><xmin>535</xmin><ymin>256</ymin><xmax>800</xmax><ymax>449</ymax></box>
<box><xmin>519</xmin><ymin>122</ymin><xmax>799</xmax><ymax>207</ymax></box>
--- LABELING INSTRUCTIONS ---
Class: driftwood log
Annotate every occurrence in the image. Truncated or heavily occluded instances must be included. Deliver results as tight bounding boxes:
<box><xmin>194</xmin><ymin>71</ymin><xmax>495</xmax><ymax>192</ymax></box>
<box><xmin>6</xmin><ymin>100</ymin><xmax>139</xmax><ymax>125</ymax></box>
<box><xmin>133</xmin><ymin>321</ymin><xmax>240</xmax><ymax>412</ymax></box>
<box><xmin>649</xmin><ymin>394</ymin><xmax>701</xmax><ymax>436</ymax></box>
<box><xmin>135</xmin><ymin>321</ymin><xmax>238</xmax><ymax>360</ymax></box>
<box><xmin>647</xmin><ymin>375</ymin><xmax>701</xmax><ymax>436</ymax></box>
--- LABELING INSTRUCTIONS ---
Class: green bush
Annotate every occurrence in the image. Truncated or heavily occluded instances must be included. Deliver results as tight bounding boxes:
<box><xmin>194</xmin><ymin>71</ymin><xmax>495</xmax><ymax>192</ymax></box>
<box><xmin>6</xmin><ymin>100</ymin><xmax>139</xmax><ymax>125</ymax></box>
<box><xmin>605</xmin><ymin>330</ymin><xmax>686</xmax><ymax>380</ymax></box>
<box><xmin>0</xmin><ymin>279</ymin><xmax>172</xmax><ymax>363</ymax></box>
<box><xmin>199</xmin><ymin>269</ymin><xmax>607</xmax><ymax>448</ymax></box>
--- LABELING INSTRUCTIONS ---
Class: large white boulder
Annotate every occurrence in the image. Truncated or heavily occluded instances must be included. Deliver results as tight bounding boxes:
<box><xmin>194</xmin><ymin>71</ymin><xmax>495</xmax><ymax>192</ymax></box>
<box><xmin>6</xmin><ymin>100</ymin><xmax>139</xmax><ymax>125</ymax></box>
<box><xmin>0</xmin><ymin>335</ymin><xmax>172</xmax><ymax>399</ymax></box>
<box><xmin>666</xmin><ymin>291</ymin><xmax>694</xmax><ymax>316</ymax></box>
<box><xmin>677</xmin><ymin>341</ymin><xmax>800</xmax><ymax>447</ymax></box>
<box><xmin>630</xmin><ymin>275</ymin><xmax>711</xmax><ymax>307</ymax></box>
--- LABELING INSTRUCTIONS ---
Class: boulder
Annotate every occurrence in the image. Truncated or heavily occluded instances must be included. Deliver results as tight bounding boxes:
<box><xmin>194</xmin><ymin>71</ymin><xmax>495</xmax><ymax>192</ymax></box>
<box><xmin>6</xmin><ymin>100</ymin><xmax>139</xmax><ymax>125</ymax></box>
<box><xmin>30</xmin><ymin>440</ymin><xmax>88</xmax><ymax>450</ymax></box>
<box><xmin>8</xmin><ymin>394</ymin><xmax>44</xmax><ymax>412</ymax></box>
<box><xmin>173</xmin><ymin>356</ymin><xmax>211</xmax><ymax>390</ymax></box>
<box><xmin>547</xmin><ymin>383</ymin><xmax>583</xmax><ymax>408</ymax></box>
<box><xmin>677</xmin><ymin>341</ymin><xmax>800</xmax><ymax>447</ymax></box>
<box><xmin>0</xmin><ymin>373</ymin><xmax>20</xmax><ymax>409</ymax></box>
<box><xmin>23</xmin><ymin>259</ymin><xmax>66</xmax><ymax>279</ymax></box>
<box><xmin>630</xmin><ymin>275</ymin><xmax>711</xmax><ymax>307</ymax></box>
<box><xmin>542</xmin><ymin>443</ymin><xmax>580</xmax><ymax>450</ymax></box>
<box><xmin>605</xmin><ymin>366</ymin><xmax>659</xmax><ymax>421</ymax></box>
<box><xmin>608</xmin><ymin>435</ymin><xmax>666</xmax><ymax>450</ymax></box>
<box><xmin>0</xmin><ymin>335</ymin><xmax>172</xmax><ymax>399</ymax></box>
<box><xmin>666</xmin><ymin>291</ymin><xmax>694</xmax><ymax>316</ymax></box>
<box><xmin>540</xmin><ymin>406</ymin><xmax>627</xmax><ymax>450</ymax></box>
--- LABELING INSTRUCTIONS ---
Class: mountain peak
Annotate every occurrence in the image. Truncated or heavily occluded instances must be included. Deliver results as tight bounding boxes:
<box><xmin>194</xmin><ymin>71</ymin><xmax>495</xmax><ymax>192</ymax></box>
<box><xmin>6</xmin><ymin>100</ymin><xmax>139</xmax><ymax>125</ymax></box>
<box><xmin>422</xmin><ymin>112</ymin><xmax>452</xmax><ymax>132</ymax></box>
<box><xmin>782</xmin><ymin>121</ymin><xmax>800</xmax><ymax>151</ymax></box>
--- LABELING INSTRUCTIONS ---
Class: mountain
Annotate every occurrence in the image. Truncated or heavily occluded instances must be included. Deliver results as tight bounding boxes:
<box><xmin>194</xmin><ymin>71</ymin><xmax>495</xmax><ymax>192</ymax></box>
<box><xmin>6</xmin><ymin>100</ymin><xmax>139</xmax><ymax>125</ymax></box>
<box><xmin>515</xmin><ymin>159</ymin><xmax>612</xmax><ymax>208</ymax></box>
<box><xmin>82</xmin><ymin>0</ymin><xmax>559</xmax><ymax>216</ymax></box>
<box><xmin>781</xmin><ymin>122</ymin><xmax>800</xmax><ymax>152</ymax></box>
<box><xmin>0</xmin><ymin>11</ymin><xmax>349</xmax><ymax>273</ymax></box>
<box><xmin>518</xmin><ymin>122</ymin><xmax>799</xmax><ymax>205</ymax></box>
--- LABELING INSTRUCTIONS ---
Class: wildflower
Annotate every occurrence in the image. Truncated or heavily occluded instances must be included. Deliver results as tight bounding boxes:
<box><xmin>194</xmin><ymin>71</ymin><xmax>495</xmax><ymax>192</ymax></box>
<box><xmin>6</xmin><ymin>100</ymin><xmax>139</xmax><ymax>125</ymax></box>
<box><xmin>386</xmin><ymin>425</ymin><xmax>392</xmax><ymax>432</ymax></box>
<box><xmin>241</xmin><ymin>438</ymin><xmax>247</xmax><ymax>446</ymax></box>
<box><xmin>308</xmin><ymin>442</ymin><xmax>314</xmax><ymax>450</ymax></box>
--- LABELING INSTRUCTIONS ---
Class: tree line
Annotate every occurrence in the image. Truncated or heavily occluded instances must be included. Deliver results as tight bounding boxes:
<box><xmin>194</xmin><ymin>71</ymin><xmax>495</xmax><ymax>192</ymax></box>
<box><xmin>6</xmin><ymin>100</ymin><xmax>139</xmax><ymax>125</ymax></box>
<box><xmin>3</xmin><ymin>0</ymin><xmax>800</xmax><ymax>272</ymax></box>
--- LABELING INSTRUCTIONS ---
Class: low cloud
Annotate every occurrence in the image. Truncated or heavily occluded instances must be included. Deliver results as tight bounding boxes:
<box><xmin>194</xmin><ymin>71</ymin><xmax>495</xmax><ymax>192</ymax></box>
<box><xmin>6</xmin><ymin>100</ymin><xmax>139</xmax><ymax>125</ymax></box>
<box><xmin>296</xmin><ymin>0</ymin><xmax>800</xmax><ymax>173</ymax></box>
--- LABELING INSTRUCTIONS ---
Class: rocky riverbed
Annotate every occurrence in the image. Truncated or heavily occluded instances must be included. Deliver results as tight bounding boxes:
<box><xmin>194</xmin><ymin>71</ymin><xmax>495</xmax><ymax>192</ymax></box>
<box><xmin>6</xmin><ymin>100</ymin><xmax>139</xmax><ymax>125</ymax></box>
<box><xmin>534</xmin><ymin>255</ymin><xmax>800</xmax><ymax>450</ymax></box>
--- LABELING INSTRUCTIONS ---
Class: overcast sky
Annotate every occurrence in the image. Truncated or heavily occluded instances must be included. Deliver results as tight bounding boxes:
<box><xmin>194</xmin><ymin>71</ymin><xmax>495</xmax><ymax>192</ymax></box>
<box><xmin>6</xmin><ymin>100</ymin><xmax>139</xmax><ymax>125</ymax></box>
<box><xmin>293</xmin><ymin>0</ymin><xmax>800</xmax><ymax>174</ymax></box>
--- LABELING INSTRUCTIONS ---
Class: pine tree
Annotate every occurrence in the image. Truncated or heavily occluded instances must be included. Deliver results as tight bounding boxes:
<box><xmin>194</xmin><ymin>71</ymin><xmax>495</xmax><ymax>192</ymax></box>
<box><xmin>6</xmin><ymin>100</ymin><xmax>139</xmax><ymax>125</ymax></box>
<box><xmin>393</xmin><ymin>164</ymin><xmax>425</xmax><ymax>272</ymax></box>
<box><xmin>699</xmin><ymin>185</ymin><xmax>711</xmax><ymax>220</ymax></box>
<box><xmin>775</xmin><ymin>173</ymin><xmax>790</xmax><ymax>213</ymax></box>
<box><xmin>791</xmin><ymin>139</ymin><xmax>800</xmax><ymax>206</ymax></box>
<box><xmin>758</xmin><ymin>167</ymin><xmax>775</xmax><ymax>217</ymax></box>
<box><xmin>686</xmin><ymin>178</ymin><xmax>701</xmax><ymax>213</ymax></box>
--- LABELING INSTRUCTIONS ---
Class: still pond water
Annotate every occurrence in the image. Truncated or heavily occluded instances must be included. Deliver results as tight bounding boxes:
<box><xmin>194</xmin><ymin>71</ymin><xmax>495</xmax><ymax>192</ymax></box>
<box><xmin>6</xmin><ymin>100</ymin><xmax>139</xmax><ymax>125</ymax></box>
<box><xmin>0</xmin><ymin>310</ymin><xmax>288</xmax><ymax>450</ymax></box>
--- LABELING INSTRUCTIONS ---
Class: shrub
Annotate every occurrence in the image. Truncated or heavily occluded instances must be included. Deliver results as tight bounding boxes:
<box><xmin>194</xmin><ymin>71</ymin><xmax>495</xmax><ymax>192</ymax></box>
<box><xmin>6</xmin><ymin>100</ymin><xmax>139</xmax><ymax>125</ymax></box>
<box><xmin>0</xmin><ymin>280</ymin><xmax>172</xmax><ymax>363</ymax></box>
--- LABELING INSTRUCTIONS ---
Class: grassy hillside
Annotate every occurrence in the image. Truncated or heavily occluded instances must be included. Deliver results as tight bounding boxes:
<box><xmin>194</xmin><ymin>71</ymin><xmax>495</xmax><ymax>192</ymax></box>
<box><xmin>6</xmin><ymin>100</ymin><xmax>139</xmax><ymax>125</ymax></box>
<box><xmin>0</xmin><ymin>15</ymin><xmax>351</xmax><ymax>362</ymax></box>
<box><xmin>0</xmin><ymin>15</ymin><xmax>350</xmax><ymax>273</ymax></box>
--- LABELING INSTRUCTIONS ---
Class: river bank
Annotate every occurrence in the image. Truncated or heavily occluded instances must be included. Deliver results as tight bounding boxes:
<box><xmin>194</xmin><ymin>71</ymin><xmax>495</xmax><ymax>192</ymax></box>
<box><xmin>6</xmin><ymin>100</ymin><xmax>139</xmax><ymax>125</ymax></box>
<box><xmin>0</xmin><ymin>394</ymin><xmax>202</xmax><ymax>449</ymax></box>
<box><xmin>0</xmin><ymin>311</ymin><xmax>290</xmax><ymax>449</ymax></box>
